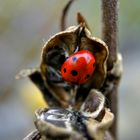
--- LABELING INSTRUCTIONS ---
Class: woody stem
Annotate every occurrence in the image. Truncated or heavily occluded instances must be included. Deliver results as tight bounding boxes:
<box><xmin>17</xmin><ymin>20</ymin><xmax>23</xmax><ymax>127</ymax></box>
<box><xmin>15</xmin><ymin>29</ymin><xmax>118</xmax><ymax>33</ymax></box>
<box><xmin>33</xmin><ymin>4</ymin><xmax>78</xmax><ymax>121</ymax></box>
<box><xmin>101</xmin><ymin>0</ymin><xmax>118</xmax><ymax>139</ymax></box>
<box><xmin>60</xmin><ymin>0</ymin><xmax>75</xmax><ymax>31</ymax></box>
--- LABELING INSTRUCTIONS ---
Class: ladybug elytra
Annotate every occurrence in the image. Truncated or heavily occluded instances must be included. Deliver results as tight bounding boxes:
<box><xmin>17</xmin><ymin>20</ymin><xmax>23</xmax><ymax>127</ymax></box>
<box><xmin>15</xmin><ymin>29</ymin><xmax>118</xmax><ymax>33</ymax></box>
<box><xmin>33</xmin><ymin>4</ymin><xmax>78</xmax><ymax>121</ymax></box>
<box><xmin>61</xmin><ymin>50</ymin><xmax>96</xmax><ymax>84</ymax></box>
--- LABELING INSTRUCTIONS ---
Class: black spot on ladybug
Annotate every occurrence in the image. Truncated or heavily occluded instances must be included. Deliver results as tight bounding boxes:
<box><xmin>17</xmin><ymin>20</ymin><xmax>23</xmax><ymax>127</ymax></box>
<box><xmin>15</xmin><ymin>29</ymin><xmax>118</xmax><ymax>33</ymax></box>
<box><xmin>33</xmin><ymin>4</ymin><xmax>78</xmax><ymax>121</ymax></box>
<box><xmin>63</xmin><ymin>68</ymin><xmax>66</xmax><ymax>73</ymax></box>
<box><xmin>71</xmin><ymin>70</ymin><xmax>78</xmax><ymax>76</ymax></box>
<box><xmin>85</xmin><ymin>74</ymin><xmax>90</xmax><ymax>79</ymax></box>
<box><xmin>72</xmin><ymin>57</ymin><xmax>77</xmax><ymax>62</ymax></box>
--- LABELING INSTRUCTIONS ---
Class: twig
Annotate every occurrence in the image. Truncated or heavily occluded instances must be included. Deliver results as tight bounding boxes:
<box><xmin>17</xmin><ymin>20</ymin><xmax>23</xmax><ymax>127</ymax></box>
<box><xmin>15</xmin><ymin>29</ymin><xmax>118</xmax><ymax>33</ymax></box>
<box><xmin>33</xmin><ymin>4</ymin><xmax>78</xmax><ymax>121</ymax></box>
<box><xmin>60</xmin><ymin>0</ymin><xmax>75</xmax><ymax>30</ymax></box>
<box><xmin>23</xmin><ymin>129</ymin><xmax>41</xmax><ymax>140</ymax></box>
<box><xmin>101</xmin><ymin>0</ymin><xmax>118</xmax><ymax>70</ymax></box>
<box><xmin>101</xmin><ymin>0</ymin><xmax>119</xmax><ymax>139</ymax></box>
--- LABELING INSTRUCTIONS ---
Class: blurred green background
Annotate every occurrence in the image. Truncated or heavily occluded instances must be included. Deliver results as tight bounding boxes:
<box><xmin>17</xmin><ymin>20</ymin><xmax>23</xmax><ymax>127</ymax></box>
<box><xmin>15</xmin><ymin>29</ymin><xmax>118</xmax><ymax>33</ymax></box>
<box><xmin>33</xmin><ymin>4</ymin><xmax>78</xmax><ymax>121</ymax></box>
<box><xmin>0</xmin><ymin>0</ymin><xmax>140</xmax><ymax>139</ymax></box>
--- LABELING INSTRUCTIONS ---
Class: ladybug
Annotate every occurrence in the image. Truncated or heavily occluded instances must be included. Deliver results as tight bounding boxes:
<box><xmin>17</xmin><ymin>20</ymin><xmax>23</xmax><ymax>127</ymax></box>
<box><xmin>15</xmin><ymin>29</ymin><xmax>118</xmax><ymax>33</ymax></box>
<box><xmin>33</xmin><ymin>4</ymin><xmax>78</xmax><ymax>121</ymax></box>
<box><xmin>61</xmin><ymin>50</ymin><xmax>96</xmax><ymax>84</ymax></box>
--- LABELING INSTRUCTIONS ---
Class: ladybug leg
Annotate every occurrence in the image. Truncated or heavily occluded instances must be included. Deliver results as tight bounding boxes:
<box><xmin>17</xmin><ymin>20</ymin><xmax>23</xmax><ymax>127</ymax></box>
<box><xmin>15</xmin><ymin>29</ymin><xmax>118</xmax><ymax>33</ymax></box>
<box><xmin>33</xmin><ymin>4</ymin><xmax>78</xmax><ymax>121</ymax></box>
<box><xmin>29</xmin><ymin>70</ymin><xmax>62</xmax><ymax>107</ymax></box>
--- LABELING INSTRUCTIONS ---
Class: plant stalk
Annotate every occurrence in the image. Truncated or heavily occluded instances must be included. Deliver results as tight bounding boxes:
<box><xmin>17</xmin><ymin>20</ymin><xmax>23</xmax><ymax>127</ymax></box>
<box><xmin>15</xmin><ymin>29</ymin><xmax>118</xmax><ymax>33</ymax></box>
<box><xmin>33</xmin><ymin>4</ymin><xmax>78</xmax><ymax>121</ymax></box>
<box><xmin>101</xmin><ymin>0</ymin><xmax>119</xmax><ymax>139</ymax></box>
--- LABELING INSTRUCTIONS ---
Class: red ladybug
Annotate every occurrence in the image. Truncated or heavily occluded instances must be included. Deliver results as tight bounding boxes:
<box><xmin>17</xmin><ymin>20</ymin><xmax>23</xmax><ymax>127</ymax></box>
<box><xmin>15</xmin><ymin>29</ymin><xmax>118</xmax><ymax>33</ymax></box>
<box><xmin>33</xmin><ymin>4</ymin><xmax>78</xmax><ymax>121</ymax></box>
<box><xmin>61</xmin><ymin>50</ymin><xmax>96</xmax><ymax>84</ymax></box>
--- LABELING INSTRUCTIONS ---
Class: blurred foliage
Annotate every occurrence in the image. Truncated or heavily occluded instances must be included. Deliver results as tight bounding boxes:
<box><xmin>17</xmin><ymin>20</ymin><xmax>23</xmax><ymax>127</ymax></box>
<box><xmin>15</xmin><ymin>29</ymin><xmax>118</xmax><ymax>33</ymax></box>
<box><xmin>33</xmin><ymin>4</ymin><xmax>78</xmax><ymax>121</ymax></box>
<box><xmin>0</xmin><ymin>0</ymin><xmax>140</xmax><ymax>140</ymax></box>
<box><xmin>20</xmin><ymin>82</ymin><xmax>47</xmax><ymax>113</ymax></box>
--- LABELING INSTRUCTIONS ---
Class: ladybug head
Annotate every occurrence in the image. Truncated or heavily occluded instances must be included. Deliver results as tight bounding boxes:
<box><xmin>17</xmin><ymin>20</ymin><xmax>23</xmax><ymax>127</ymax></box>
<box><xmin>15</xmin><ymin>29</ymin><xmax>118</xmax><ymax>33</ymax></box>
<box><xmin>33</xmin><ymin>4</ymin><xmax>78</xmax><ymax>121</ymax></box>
<box><xmin>61</xmin><ymin>50</ymin><xmax>96</xmax><ymax>85</ymax></box>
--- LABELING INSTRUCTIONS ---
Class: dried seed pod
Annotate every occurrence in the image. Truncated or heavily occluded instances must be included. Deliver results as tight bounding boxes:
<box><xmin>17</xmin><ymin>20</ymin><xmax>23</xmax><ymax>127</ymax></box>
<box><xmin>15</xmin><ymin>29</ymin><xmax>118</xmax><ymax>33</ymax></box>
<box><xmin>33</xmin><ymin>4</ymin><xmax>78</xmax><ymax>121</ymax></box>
<box><xmin>35</xmin><ymin>108</ymin><xmax>87</xmax><ymax>140</ymax></box>
<box><xmin>34</xmin><ymin>107</ymin><xmax>114</xmax><ymax>140</ymax></box>
<box><xmin>85</xmin><ymin>109</ymin><xmax>114</xmax><ymax>140</ymax></box>
<box><xmin>80</xmin><ymin>89</ymin><xmax>105</xmax><ymax>119</ymax></box>
<box><xmin>41</xmin><ymin>23</ymin><xmax>108</xmax><ymax>87</ymax></box>
<box><xmin>39</xmin><ymin>22</ymin><xmax>108</xmax><ymax>108</ymax></box>
<box><xmin>17</xmin><ymin>14</ymin><xmax>109</xmax><ymax>109</ymax></box>
<box><xmin>24</xmin><ymin>89</ymin><xmax>114</xmax><ymax>140</ymax></box>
